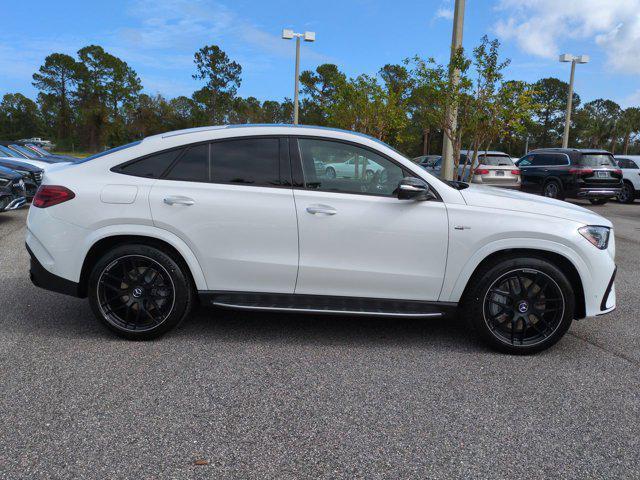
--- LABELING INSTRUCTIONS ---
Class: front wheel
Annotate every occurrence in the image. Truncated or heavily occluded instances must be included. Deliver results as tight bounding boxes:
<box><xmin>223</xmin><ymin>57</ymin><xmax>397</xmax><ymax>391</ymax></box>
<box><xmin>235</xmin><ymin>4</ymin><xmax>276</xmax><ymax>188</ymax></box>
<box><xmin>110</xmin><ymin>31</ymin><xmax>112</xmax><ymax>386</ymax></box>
<box><xmin>88</xmin><ymin>244</ymin><xmax>194</xmax><ymax>340</ymax></box>
<box><xmin>462</xmin><ymin>256</ymin><xmax>574</xmax><ymax>354</ymax></box>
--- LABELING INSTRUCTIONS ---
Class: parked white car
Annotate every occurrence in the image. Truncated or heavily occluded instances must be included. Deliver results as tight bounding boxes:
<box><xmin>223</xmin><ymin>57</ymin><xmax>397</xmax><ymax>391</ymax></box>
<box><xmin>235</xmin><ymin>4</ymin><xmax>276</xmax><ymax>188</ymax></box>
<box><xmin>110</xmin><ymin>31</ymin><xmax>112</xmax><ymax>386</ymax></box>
<box><xmin>324</xmin><ymin>155</ymin><xmax>385</xmax><ymax>180</ymax></box>
<box><xmin>614</xmin><ymin>155</ymin><xmax>640</xmax><ymax>203</ymax></box>
<box><xmin>26</xmin><ymin>125</ymin><xmax>617</xmax><ymax>354</ymax></box>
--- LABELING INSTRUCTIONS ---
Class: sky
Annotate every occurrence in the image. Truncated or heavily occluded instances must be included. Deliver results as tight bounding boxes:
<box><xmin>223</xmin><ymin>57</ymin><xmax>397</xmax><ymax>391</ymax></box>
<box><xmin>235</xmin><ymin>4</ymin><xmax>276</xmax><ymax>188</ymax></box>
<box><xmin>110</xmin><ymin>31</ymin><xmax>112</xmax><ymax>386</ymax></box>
<box><xmin>1</xmin><ymin>0</ymin><xmax>640</xmax><ymax>107</ymax></box>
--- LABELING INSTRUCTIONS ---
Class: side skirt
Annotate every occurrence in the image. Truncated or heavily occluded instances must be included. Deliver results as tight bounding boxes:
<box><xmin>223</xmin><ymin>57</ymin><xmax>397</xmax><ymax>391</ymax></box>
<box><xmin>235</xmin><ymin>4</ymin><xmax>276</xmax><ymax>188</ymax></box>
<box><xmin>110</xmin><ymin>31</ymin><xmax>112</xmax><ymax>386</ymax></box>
<box><xmin>198</xmin><ymin>291</ymin><xmax>458</xmax><ymax>318</ymax></box>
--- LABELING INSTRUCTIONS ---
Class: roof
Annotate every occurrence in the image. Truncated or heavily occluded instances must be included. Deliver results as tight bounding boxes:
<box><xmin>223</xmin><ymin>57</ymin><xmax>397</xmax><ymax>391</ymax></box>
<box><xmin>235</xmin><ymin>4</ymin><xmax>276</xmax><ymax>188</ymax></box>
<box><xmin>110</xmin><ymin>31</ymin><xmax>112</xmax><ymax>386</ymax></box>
<box><xmin>460</xmin><ymin>149</ymin><xmax>511</xmax><ymax>156</ymax></box>
<box><xmin>530</xmin><ymin>147</ymin><xmax>612</xmax><ymax>154</ymax></box>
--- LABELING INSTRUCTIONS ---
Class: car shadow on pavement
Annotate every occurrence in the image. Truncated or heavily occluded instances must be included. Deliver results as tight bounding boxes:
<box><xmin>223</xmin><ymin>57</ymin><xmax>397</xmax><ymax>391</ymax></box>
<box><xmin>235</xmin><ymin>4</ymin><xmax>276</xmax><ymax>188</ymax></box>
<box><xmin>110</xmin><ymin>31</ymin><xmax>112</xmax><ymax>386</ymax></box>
<box><xmin>8</xmin><ymin>281</ymin><xmax>483</xmax><ymax>352</ymax></box>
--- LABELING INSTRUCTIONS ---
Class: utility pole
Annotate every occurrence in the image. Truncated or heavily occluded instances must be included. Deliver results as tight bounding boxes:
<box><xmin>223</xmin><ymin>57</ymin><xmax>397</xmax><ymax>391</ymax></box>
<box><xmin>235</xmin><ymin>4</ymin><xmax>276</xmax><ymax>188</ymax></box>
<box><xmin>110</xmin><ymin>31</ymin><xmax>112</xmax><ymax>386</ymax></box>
<box><xmin>559</xmin><ymin>54</ymin><xmax>589</xmax><ymax>148</ymax></box>
<box><xmin>440</xmin><ymin>0</ymin><xmax>466</xmax><ymax>180</ymax></box>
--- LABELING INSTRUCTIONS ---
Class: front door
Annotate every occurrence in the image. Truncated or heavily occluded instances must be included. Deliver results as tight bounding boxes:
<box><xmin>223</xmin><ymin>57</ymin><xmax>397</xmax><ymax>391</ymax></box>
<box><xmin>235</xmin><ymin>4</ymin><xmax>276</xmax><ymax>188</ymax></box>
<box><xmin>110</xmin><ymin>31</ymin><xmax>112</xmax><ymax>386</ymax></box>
<box><xmin>149</xmin><ymin>137</ymin><xmax>299</xmax><ymax>293</ymax></box>
<box><xmin>292</xmin><ymin>138</ymin><xmax>449</xmax><ymax>301</ymax></box>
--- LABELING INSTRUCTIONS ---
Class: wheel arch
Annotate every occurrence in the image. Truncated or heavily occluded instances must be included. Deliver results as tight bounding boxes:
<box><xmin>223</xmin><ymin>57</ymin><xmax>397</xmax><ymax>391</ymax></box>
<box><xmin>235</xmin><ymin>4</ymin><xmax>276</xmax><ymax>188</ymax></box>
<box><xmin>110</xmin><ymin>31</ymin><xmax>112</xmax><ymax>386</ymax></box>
<box><xmin>78</xmin><ymin>232</ymin><xmax>207</xmax><ymax>297</ymax></box>
<box><xmin>459</xmin><ymin>248</ymin><xmax>586</xmax><ymax>319</ymax></box>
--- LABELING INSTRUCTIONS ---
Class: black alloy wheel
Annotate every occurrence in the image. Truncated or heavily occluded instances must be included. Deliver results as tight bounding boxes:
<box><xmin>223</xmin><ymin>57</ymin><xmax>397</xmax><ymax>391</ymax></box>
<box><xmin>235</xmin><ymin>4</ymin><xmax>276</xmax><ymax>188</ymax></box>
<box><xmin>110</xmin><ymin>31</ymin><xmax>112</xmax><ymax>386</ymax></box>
<box><xmin>617</xmin><ymin>182</ymin><xmax>635</xmax><ymax>203</ymax></box>
<box><xmin>325</xmin><ymin>167</ymin><xmax>336</xmax><ymax>179</ymax></box>
<box><xmin>483</xmin><ymin>269</ymin><xmax>565</xmax><ymax>348</ymax></box>
<box><xmin>543</xmin><ymin>181</ymin><xmax>561</xmax><ymax>199</ymax></box>
<box><xmin>97</xmin><ymin>255</ymin><xmax>175</xmax><ymax>332</ymax></box>
<box><xmin>88</xmin><ymin>244</ymin><xmax>194</xmax><ymax>339</ymax></box>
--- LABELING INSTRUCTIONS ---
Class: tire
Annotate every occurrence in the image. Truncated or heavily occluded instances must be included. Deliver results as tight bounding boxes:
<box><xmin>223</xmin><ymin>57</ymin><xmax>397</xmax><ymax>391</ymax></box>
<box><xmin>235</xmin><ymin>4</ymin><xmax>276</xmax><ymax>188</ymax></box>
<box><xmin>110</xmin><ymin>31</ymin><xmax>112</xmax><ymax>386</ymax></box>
<box><xmin>542</xmin><ymin>180</ymin><xmax>564</xmax><ymax>200</ymax></box>
<box><xmin>589</xmin><ymin>198</ymin><xmax>608</xmax><ymax>205</ymax></box>
<box><xmin>325</xmin><ymin>167</ymin><xmax>336</xmax><ymax>179</ymax></box>
<box><xmin>88</xmin><ymin>244</ymin><xmax>194</xmax><ymax>340</ymax></box>
<box><xmin>461</xmin><ymin>255</ymin><xmax>575</xmax><ymax>354</ymax></box>
<box><xmin>617</xmin><ymin>182</ymin><xmax>635</xmax><ymax>204</ymax></box>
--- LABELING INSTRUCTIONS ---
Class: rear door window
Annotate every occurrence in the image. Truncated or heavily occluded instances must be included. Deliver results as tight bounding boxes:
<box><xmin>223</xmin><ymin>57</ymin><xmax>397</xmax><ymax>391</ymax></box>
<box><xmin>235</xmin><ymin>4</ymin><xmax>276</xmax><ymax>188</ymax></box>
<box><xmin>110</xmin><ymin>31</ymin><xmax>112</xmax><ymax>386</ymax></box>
<box><xmin>617</xmin><ymin>158</ymin><xmax>639</xmax><ymax>169</ymax></box>
<box><xmin>211</xmin><ymin>138</ymin><xmax>281</xmax><ymax>186</ymax></box>
<box><xmin>164</xmin><ymin>144</ymin><xmax>209</xmax><ymax>182</ymax></box>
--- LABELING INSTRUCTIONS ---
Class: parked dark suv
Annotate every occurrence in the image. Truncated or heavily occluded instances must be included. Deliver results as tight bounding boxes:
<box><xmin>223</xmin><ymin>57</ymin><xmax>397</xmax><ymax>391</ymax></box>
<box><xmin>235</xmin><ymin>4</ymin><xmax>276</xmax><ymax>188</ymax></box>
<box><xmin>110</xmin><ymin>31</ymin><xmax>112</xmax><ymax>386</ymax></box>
<box><xmin>516</xmin><ymin>148</ymin><xmax>622</xmax><ymax>204</ymax></box>
<box><xmin>0</xmin><ymin>166</ymin><xmax>27</xmax><ymax>212</ymax></box>
<box><xmin>0</xmin><ymin>158</ymin><xmax>43</xmax><ymax>198</ymax></box>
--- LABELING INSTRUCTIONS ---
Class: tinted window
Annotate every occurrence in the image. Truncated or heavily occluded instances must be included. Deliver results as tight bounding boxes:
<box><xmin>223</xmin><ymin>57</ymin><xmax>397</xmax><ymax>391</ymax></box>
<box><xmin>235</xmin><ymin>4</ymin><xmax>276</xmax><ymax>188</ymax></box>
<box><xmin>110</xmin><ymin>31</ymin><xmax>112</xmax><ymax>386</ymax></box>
<box><xmin>517</xmin><ymin>155</ymin><xmax>532</xmax><ymax>166</ymax></box>
<box><xmin>527</xmin><ymin>153</ymin><xmax>567</xmax><ymax>166</ymax></box>
<box><xmin>617</xmin><ymin>158</ymin><xmax>639</xmax><ymax>169</ymax></box>
<box><xmin>580</xmin><ymin>154</ymin><xmax>617</xmax><ymax>167</ymax></box>
<box><xmin>211</xmin><ymin>138</ymin><xmax>280</xmax><ymax>186</ymax></box>
<box><xmin>119</xmin><ymin>149</ymin><xmax>183</xmax><ymax>178</ymax></box>
<box><xmin>165</xmin><ymin>144</ymin><xmax>209</xmax><ymax>182</ymax></box>
<box><xmin>478</xmin><ymin>154</ymin><xmax>514</xmax><ymax>166</ymax></box>
<box><xmin>298</xmin><ymin>138</ymin><xmax>405</xmax><ymax>197</ymax></box>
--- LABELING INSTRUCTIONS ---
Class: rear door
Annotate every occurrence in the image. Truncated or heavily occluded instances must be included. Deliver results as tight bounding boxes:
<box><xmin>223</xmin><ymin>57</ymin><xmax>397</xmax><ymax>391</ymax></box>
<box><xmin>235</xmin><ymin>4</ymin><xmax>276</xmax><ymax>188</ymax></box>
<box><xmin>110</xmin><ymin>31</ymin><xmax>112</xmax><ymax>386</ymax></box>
<box><xmin>291</xmin><ymin>137</ymin><xmax>448</xmax><ymax>301</ymax></box>
<box><xmin>148</xmin><ymin>137</ymin><xmax>299</xmax><ymax>293</ymax></box>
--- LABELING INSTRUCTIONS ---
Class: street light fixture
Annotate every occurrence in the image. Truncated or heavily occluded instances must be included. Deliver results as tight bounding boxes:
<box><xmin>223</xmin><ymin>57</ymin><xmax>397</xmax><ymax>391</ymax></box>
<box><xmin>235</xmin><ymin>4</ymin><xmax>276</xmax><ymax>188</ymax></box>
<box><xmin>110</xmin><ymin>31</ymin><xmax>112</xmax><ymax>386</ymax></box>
<box><xmin>559</xmin><ymin>53</ymin><xmax>589</xmax><ymax>148</ymax></box>
<box><xmin>282</xmin><ymin>28</ymin><xmax>316</xmax><ymax>125</ymax></box>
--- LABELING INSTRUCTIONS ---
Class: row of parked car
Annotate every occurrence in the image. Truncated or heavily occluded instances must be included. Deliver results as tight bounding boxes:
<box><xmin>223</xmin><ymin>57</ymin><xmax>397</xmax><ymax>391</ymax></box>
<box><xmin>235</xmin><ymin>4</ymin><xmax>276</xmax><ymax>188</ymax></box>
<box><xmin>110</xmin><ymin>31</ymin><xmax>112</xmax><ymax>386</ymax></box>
<box><xmin>0</xmin><ymin>142</ymin><xmax>76</xmax><ymax>213</ymax></box>
<box><xmin>414</xmin><ymin>148</ymin><xmax>637</xmax><ymax>205</ymax></box>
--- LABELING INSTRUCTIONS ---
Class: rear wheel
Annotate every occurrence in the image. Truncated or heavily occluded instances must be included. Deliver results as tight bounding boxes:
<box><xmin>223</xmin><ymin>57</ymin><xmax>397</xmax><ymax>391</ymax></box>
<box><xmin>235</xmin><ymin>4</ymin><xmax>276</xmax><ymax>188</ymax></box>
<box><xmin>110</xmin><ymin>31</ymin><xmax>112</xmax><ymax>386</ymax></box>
<box><xmin>462</xmin><ymin>256</ymin><xmax>574</xmax><ymax>354</ymax></box>
<box><xmin>88</xmin><ymin>244</ymin><xmax>194</xmax><ymax>340</ymax></box>
<box><xmin>589</xmin><ymin>198</ymin><xmax>608</xmax><ymax>205</ymax></box>
<box><xmin>325</xmin><ymin>167</ymin><xmax>336</xmax><ymax>179</ymax></box>
<box><xmin>542</xmin><ymin>180</ymin><xmax>564</xmax><ymax>200</ymax></box>
<box><xmin>617</xmin><ymin>182</ymin><xmax>635</xmax><ymax>204</ymax></box>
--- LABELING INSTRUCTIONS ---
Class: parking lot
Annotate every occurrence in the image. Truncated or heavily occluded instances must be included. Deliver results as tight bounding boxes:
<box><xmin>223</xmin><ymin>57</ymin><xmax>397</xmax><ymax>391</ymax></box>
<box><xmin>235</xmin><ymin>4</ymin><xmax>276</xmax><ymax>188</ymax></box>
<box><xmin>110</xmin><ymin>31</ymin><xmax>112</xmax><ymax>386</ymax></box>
<box><xmin>0</xmin><ymin>202</ymin><xmax>638</xmax><ymax>479</ymax></box>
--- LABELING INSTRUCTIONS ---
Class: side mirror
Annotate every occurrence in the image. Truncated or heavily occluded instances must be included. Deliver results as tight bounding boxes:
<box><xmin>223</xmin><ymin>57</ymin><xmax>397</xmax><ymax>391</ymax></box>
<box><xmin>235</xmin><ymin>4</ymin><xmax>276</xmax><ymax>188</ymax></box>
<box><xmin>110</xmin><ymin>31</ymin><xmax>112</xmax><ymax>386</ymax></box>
<box><xmin>396</xmin><ymin>177</ymin><xmax>436</xmax><ymax>201</ymax></box>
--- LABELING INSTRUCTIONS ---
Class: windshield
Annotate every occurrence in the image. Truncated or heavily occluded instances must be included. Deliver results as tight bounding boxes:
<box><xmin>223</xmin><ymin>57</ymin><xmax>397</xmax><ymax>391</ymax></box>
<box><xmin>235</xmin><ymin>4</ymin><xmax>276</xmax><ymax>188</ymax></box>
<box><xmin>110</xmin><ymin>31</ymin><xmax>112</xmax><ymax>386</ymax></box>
<box><xmin>478</xmin><ymin>154</ymin><xmax>514</xmax><ymax>166</ymax></box>
<box><xmin>580</xmin><ymin>154</ymin><xmax>617</xmax><ymax>167</ymax></box>
<box><xmin>11</xmin><ymin>145</ymin><xmax>36</xmax><ymax>158</ymax></box>
<box><xmin>76</xmin><ymin>141</ymin><xmax>142</xmax><ymax>164</ymax></box>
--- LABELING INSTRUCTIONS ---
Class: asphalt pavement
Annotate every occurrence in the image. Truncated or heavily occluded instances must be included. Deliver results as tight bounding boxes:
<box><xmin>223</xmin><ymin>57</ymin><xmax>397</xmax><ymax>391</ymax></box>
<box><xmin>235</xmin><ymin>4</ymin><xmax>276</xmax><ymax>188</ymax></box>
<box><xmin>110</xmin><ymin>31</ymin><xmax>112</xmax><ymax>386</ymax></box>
<box><xmin>0</xmin><ymin>202</ymin><xmax>638</xmax><ymax>479</ymax></box>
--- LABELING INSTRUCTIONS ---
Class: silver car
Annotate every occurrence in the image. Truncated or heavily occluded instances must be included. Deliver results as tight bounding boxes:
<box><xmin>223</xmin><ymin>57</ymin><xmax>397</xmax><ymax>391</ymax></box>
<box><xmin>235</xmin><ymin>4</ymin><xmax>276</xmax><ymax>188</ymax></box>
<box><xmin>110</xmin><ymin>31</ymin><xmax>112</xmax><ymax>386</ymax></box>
<box><xmin>458</xmin><ymin>150</ymin><xmax>520</xmax><ymax>188</ymax></box>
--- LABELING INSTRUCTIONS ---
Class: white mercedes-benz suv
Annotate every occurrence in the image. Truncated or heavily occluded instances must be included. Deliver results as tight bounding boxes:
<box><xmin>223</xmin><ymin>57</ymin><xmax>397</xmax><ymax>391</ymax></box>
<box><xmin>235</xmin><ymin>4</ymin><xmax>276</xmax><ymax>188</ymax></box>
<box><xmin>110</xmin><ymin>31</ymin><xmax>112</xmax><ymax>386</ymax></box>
<box><xmin>26</xmin><ymin>125</ymin><xmax>616</xmax><ymax>354</ymax></box>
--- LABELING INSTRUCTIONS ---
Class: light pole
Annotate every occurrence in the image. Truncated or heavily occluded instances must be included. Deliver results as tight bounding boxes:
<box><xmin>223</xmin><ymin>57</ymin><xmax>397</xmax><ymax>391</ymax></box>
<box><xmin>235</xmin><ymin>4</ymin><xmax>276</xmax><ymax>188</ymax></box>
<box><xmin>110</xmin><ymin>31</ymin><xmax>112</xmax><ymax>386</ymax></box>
<box><xmin>440</xmin><ymin>0</ymin><xmax>466</xmax><ymax>181</ymax></box>
<box><xmin>282</xmin><ymin>29</ymin><xmax>316</xmax><ymax>125</ymax></box>
<box><xmin>559</xmin><ymin>53</ymin><xmax>589</xmax><ymax>148</ymax></box>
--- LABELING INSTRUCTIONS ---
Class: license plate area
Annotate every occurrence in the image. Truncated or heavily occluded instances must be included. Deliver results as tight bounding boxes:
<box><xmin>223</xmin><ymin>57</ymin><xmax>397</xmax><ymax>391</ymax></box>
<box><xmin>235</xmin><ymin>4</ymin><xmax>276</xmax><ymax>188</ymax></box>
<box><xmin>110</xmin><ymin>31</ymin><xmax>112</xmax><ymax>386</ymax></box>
<box><xmin>495</xmin><ymin>170</ymin><xmax>505</xmax><ymax>176</ymax></box>
<box><xmin>596</xmin><ymin>171</ymin><xmax>609</xmax><ymax>178</ymax></box>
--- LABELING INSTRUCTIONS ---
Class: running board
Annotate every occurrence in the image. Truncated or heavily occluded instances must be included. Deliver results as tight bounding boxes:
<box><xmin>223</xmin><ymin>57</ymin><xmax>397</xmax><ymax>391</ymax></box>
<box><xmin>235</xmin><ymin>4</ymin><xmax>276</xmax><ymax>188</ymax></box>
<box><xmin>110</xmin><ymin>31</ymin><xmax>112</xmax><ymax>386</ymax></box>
<box><xmin>199</xmin><ymin>292</ymin><xmax>457</xmax><ymax>318</ymax></box>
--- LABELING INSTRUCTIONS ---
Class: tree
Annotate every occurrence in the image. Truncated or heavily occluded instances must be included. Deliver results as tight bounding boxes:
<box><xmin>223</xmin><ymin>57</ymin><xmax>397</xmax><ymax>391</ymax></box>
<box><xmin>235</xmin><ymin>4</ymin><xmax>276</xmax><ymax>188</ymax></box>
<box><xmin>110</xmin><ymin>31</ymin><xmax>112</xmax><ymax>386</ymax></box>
<box><xmin>192</xmin><ymin>45</ymin><xmax>242</xmax><ymax>124</ymax></box>
<box><xmin>574</xmin><ymin>99</ymin><xmax>621</xmax><ymax>149</ymax></box>
<box><xmin>530</xmin><ymin>77</ymin><xmax>580</xmax><ymax>148</ymax></box>
<box><xmin>619</xmin><ymin>107</ymin><xmax>640</xmax><ymax>154</ymax></box>
<box><xmin>299</xmin><ymin>64</ymin><xmax>347</xmax><ymax>125</ymax></box>
<box><xmin>0</xmin><ymin>93</ymin><xmax>43</xmax><ymax>139</ymax></box>
<box><xmin>32</xmin><ymin>53</ymin><xmax>80</xmax><ymax>145</ymax></box>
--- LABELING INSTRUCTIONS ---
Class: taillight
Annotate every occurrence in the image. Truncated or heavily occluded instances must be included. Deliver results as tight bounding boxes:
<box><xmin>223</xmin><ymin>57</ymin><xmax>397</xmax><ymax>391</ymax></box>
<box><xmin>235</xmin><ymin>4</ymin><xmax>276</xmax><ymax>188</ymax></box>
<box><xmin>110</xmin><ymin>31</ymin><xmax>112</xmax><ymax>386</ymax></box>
<box><xmin>613</xmin><ymin>169</ymin><xmax>622</xmax><ymax>176</ymax></box>
<box><xmin>569</xmin><ymin>167</ymin><xmax>594</xmax><ymax>175</ymax></box>
<box><xmin>32</xmin><ymin>185</ymin><xmax>75</xmax><ymax>208</ymax></box>
<box><xmin>475</xmin><ymin>169</ymin><xmax>490</xmax><ymax>175</ymax></box>
<box><xmin>511</xmin><ymin>169</ymin><xmax>521</xmax><ymax>175</ymax></box>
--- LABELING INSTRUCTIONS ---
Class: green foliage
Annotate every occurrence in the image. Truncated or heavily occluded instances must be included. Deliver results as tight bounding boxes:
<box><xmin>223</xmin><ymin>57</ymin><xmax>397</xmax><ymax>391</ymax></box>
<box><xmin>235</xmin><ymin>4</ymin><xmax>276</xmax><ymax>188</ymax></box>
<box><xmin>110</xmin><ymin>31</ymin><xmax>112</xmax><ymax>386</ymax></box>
<box><xmin>0</xmin><ymin>93</ymin><xmax>43</xmax><ymax>139</ymax></box>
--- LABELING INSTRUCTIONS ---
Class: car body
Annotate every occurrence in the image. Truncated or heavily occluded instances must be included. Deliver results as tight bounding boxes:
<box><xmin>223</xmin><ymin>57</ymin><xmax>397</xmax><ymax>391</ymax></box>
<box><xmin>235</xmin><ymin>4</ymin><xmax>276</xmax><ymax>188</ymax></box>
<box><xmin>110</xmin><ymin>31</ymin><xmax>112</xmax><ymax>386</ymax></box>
<box><xmin>0</xmin><ymin>144</ymin><xmax>70</xmax><ymax>171</ymax></box>
<box><xmin>517</xmin><ymin>148</ymin><xmax>623</xmax><ymax>204</ymax></box>
<box><xmin>458</xmin><ymin>150</ymin><xmax>521</xmax><ymax>188</ymax></box>
<box><xmin>323</xmin><ymin>153</ymin><xmax>385</xmax><ymax>180</ymax></box>
<box><xmin>2</xmin><ymin>143</ymin><xmax>69</xmax><ymax>164</ymax></box>
<box><xmin>21</xmin><ymin>143</ymin><xmax>77</xmax><ymax>162</ymax></box>
<box><xmin>613</xmin><ymin>156</ymin><xmax>640</xmax><ymax>204</ymax></box>
<box><xmin>26</xmin><ymin>125</ymin><xmax>617</xmax><ymax>354</ymax></box>
<box><xmin>0</xmin><ymin>158</ymin><xmax>43</xmax><ymax>198</ymax></box>
<box><xmin>0</xmin><ymin>166</ymin><xmax>27</xmax><ymax>212</ymax></box>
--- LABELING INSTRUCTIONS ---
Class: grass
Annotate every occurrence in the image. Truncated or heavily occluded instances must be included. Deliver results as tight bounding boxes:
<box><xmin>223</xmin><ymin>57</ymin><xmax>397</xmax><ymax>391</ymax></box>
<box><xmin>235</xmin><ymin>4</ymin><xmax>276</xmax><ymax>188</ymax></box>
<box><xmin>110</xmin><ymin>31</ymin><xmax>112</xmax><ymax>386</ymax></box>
<box><xmin>52</xmin><ymin>151</ymin><xmax>92</xmax><ymax>158</ymax></box>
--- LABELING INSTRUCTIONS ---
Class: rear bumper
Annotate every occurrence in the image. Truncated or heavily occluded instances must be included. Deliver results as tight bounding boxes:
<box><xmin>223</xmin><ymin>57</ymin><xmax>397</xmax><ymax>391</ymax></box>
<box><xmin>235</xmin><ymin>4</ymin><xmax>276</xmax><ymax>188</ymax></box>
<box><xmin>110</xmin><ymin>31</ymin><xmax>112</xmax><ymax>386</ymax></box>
<box><xmin>27</xmin><ymin>244</ymin><xmax>81</xmax><ymax>297</ymax></box>
<box><xmin>575</xmin><ymin>188</ymin><xmax>621</xmax><ymax>198</ymax></box>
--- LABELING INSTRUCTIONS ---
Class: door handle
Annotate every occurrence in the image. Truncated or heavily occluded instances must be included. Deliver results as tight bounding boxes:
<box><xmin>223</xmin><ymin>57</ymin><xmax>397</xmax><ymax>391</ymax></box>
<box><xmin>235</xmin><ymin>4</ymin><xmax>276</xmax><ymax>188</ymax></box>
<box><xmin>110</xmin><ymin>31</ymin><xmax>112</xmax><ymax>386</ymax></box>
<box><xmin>306</xmin><ymin>204</ymin><xmax>337</xmax><ymax>216</ymax></box>
<box><xmin>163</xmin><ymin>196</ymin><xmax>195</xmax><ymax>206</ymax></box>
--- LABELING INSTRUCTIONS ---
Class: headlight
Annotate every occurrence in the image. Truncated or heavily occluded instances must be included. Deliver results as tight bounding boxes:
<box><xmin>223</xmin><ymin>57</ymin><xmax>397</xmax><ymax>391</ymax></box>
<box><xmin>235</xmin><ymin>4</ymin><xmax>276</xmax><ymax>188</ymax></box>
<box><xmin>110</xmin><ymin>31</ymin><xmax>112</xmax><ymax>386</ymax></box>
<box><xmin>579</xmin><ymin>226</ymin><xmax>610</xmax><ymax>250</ymax></box>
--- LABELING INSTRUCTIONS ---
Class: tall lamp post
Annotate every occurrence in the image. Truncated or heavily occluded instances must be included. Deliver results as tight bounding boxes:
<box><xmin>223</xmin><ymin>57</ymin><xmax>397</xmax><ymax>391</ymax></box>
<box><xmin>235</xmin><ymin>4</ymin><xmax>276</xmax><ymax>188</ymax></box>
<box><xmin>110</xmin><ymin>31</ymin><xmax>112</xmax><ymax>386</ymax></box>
<box><xmin>559</xmin><ymin>53</ymin><xmax>589</xmax><ymax>148</ymax></box>
<box><xmin>282</xmin><ymin>29</ymin><xmax>316</xmax><ymax>125</ymax></box>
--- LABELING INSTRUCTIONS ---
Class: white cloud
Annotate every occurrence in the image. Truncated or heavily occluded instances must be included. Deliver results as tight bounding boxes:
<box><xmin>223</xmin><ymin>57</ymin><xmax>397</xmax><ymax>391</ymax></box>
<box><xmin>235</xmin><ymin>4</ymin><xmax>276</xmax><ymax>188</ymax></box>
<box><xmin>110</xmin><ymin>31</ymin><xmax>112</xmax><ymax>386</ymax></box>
<box><xmin>435</xmin><ymin>7</ymin><xmax>454</xmax><ymax>20</ymax></box>
<box><xmin>494</xmin><ymin>0</ymin><xmax>640</xmax><ymax>73</ymax></box>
